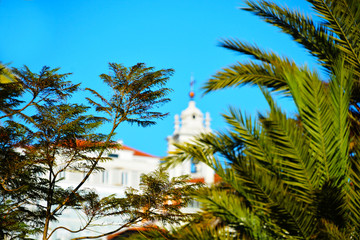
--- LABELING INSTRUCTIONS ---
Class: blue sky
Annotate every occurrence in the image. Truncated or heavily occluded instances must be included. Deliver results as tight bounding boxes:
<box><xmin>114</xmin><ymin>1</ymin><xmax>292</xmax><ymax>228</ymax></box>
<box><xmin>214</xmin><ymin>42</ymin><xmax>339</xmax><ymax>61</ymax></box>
<box><xmin>1</xmin><ymin>0</ymin><xmax>316</xmax><ymax>157</ymax></box>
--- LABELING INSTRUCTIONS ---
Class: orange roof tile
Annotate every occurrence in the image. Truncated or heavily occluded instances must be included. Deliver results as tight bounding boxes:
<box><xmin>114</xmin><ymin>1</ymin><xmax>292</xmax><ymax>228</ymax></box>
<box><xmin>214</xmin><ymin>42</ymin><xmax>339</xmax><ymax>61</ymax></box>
<box><xmin>188</xmin><ymin>177</ymin><xmax>205</xmax><ymax>183</ymax></box>
<box><xmin>39</xmin><ymin>139</ymin><xmax>157</xmax><ymax>158</ymax></box>
<box><xmin>214</xmin><ymin>173</ymin><xmax>222</xmax><ymax>184</ymax></box>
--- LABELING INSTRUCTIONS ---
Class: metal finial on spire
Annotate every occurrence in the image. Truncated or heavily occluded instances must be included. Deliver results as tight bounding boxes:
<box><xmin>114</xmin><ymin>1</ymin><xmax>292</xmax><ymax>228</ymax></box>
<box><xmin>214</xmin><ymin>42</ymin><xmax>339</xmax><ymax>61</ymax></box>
<box><xmin>189</xmin><ymin>74</ymin><xmax>195</xmax><ymax>99</ymax></box>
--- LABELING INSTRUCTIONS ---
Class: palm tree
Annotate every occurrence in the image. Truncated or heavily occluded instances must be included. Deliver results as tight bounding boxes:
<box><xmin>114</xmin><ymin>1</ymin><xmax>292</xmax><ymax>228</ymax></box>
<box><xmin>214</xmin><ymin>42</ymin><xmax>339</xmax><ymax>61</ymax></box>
<box><xmin>161</xmin><ymin>1</ymin><xmax>360</xmax><ymax>237</ymax></box>
<box><xmin>149</xmin><ymin>1</ymin><xmax>360</xmax><ymax>238</ymax></box>
<box><xmin>204</xmin><ymin>0</ymin><xmax>360</xmax><ymax>138</ymax></box>
<box><xmin>164</xmin><ymin>58</ymin><xmax>360</xmax><ymax>239</ymax></box>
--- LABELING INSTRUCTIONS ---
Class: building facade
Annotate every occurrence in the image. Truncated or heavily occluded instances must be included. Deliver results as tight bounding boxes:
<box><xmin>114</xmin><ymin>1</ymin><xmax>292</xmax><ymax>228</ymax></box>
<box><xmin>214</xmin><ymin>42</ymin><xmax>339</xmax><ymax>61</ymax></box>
<box><xmin>48</xmin><ymin>145</ymin><xmax>160</xmax><ymax>240</ymax></box>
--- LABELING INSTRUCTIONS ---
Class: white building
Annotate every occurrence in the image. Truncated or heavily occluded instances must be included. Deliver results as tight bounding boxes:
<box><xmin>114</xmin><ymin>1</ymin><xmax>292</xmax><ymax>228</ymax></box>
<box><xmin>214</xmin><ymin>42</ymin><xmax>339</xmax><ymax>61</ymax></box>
<box><xmin>59</xmin><ymin>144</ymin><xmax>160</xmax><ymax>194</ymax></box>
<box><xmin>48</xmin><ymin>145</ymin><xmax>160</xmax><ymax>240</ymax></box>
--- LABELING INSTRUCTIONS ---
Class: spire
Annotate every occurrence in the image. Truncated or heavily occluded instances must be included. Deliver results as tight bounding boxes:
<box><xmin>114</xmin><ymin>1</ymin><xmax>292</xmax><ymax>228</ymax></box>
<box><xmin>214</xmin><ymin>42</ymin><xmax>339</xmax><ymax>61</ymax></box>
<box><xmin>189</xmin><ymin>74</ymin><xmax>195</xmax><ymax>100</ymax></box>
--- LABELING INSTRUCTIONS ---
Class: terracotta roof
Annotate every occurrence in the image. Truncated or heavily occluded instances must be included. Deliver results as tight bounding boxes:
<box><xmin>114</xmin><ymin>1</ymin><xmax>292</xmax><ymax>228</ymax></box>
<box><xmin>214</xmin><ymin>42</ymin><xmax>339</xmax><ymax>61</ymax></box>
<box><xmin>214</xmin><ymin>173</ymin><xmax>222</xmax><ymax>184</ymax></box>
<box><xmin>36</xmin><ymin>139</ymin><xmax>157</xmax><ymax>158</ymax></box>
<box><xmin>187</xmin><ymin>174</ymin><xmax>222</xmax><ymax>184</ymax></box>
<box><xmin>121</xmin><ymin>145</ymin><xmax>158</xmax><ymax>158</ymax></box>
<box><xmin>188</xmin><ymin>177</ymin><xmax>205</xmax><ymax>183</ymax></box>
<box><xmin>59</xmin><ymin>139</ymin><xmax>157</xmax><ymax>158</ymax></box>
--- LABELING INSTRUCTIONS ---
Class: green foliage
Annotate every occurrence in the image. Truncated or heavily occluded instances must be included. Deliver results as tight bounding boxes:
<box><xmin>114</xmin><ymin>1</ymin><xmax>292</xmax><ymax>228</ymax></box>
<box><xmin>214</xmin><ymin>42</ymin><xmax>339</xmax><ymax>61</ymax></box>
<box><xmin>69</xmin><ymin>169</ymin><xmax>201</xmax><ymax>240</ymax></box>
<box><xmin>86</xmin><ymin>62</ymin><xmax>173</xmax><ymax>128</ymax></box>
<box><xmin>124</xmin><ymin>169</ymin><xmax>200</xmax><ymax>223</ymax></box>
<box><xmin>0</xmin><ymin>63</ymin><xmax>173</xmax><ymax>239</ymax></box>
<box><xmin>129</xmin><ymin>224</ymin><xmax>235</xmax><ymax>240</ymax></box>
<box><xmin>0</xmin><ymin>65</ymin><xmax>81</xmax><ymax>238</ymax></box>
<box><xmin>205</xmin><ymin>0</ymin><xmax>360</xmax><ymax>139</ymax></box>
<box><xmin>0</xmin><ymin>66</ymin><xmax>78</xmax><ymax>120</ymax></box>
<box><xmin>0</xmin><ymin>63</ymin><xmax>15</xmax><ymax>84</ymax></box>
<box><xmin>162</xmin><ymin>1</ymin><xmax>360</xmax><ymax>239</ymax></box>
<box><xmin>165</xmin><ymin>59</ymin><xmax>359</xmax><ymax>239</ymax></box>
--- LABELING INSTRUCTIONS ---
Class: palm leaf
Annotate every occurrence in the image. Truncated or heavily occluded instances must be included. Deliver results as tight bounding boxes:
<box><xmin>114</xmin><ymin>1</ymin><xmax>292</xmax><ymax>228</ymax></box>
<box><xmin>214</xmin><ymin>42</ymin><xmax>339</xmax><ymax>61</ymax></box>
<box><xmin>195</xmin><ymin>187</ymin><xmax>278</xmax><ymax>239</ymax></box>
<box><xmin>244</xmin><ymin>0</ymin><xmax>338</xmax><ymax>72</ymax></box>
<box><xmin>284</xmin><ymin>66</ymin><xmax>336</xmax><ymax>185</ymax></box>
<box><xmin>204</xmin><ymin>41</ymin><xmax>296</xmax><ymax>95</ymax></box>
<box><xmin>259</xmin><ymin>87</ymin><xmax>316</xmax><ymax>198</ymax></box>
<box><xmin>328</xmin><ymin>59</ymin><xmax>352</xmax><ymax>180</ymax></box>
<box><xmin>308</xmin><ymin>0</ymin><xmax>360</xmax><ymax>75</ymax></box>
<box><xmin>346</xmin><ymin>150</ymin><xmax>360</xmax><ymax>230</ymax></box>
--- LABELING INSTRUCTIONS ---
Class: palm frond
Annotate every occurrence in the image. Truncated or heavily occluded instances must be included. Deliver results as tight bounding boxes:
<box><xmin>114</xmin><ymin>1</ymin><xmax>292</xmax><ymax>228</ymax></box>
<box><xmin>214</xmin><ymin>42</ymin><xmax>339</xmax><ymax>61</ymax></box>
<box><xmin>204</xmin><ymin>41</ymin><xmax>297</xmax><ymax>95</ymax></box>
<box><xmin>204</xmin><ymin>60</ymin><xmax>289</xmax><ymax>95</ymax></box>
<box><xmin>195</xmin><ymin>187</ymin><xmax>277</xmax><ymax>239</ymax></box>
<box><xmin>244</xmin><ymin>0</ymin><xmax>338</xmax><ymax>72</ymax></box>
<box><xmin>318</xmin><ymin>219</ymin><xmax>350</xmax><ymax>240</ymax></box>
<box><xmin>308</xmin><ymin>0</ymin><xmax>360</xmax><ymax>75</ymax></box>
<box><xmin>346</xmin><ymin>151</ymin><xmax>360</xmax><ymax>230</ymax></box>
<box><xmin>0</xmin><ymin>63</ymin><xmax>16</xmax><ymax>83</ymax></box>
<box><xmin>328</xmin><ymin>59</ymin><xmax>352</xmax><ymax>180</ymax></box>
<box><xmin>259</xmin><ymin>87</ymin><xmax>316</xmax><ymax>198</ymax></box>
<box><xmin>284</xmin><ymin>66</ymin><xmax>335</xmax><ymax>185</ymax></box>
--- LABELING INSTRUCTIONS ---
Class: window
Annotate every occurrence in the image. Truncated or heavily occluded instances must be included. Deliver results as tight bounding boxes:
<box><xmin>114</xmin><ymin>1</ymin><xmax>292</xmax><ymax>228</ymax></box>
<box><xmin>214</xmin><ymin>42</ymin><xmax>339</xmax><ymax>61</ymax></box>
<box><xmin>102</xmin><ymin>171</ymin><xmax>108</xmax><ymax>184</ymax></box>
<box><xmin>191</xmin><ymin>159</ymin><xmax>198</xmax><ymax>173</ymax></box>
<box><xmin>108</xmin><ymin>153</ymin><xmax>119</xmax><ymax>158</ymax></box>
<box><xmin>121</xmin><ymin>172</ymin><xmax>128</xmax><ymax>185</ymax></box>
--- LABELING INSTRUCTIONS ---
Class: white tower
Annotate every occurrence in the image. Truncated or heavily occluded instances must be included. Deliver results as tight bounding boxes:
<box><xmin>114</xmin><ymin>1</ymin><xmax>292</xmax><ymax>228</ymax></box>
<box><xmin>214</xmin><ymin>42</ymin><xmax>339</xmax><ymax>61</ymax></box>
<box><xmin>167</xmin><ymin>80</ymin><xmax>214</xmax><ymax>184</ymax></box>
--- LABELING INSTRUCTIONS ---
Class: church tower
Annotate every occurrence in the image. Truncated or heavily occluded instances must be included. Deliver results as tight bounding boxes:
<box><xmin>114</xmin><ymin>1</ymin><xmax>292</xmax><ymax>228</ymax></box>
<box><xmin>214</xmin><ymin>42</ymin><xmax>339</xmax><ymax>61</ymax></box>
<box><xmin>167</xmin><ymin>79</ymin><xmax>214</xmax><ymax>184</ymax></box>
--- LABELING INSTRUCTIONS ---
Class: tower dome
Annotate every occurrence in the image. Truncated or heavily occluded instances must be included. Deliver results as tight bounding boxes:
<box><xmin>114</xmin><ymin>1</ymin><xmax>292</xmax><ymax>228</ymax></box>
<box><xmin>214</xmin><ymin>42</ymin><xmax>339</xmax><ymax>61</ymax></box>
<box><xmin>178</xmin><ymin>100</ymin><xmax>205</xmax><ymax>135</ymax></box>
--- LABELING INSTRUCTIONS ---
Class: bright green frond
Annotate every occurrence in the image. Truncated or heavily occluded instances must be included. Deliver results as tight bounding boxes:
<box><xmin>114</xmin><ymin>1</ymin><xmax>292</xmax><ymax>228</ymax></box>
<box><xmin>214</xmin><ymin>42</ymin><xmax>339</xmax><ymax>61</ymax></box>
<box><xmin>259</xmin><ymin>87</ymin><xmax>317</xmax><ymax>197</ymax></box>
<box><xmin>195</xmin><ymin>187</ymin><xmax>277</xmax><ymax>239</ymax></box>
<box><xmin>308</xmin><ymin>0</ymin><xmax>360</xmax><ymax>75</ymax></box>
<box><xmin>328</xmin><ymin>59</ymin><xmax>352</xmax><ymax>181</ymax></box>
<box><xmin>284</xmin><ymin>66</ymin><xmax>335</xmax><ymax>185</ymax></box>
<box><xmin>204</xmin><ymin>41</ymin><xmax>297</xmax><ymax>95</ymax></box>
<box><xmin>244</xmin><ymin>0</ymin><xmax>338</xmax><ymax>72</ymax></box>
